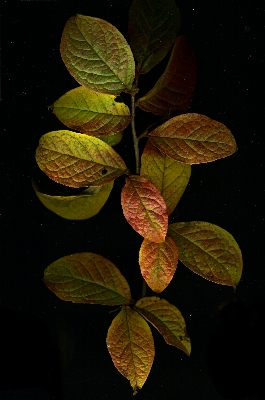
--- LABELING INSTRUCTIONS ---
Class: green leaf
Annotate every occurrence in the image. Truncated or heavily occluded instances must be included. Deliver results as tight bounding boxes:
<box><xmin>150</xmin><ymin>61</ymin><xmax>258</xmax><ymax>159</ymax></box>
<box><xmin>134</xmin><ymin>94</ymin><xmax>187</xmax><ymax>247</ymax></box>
<box><xmin>99</xmin><ymin>131</ymin><xmax>123</xmax><ymax>147</ymax></box>
<box><xmin>168</xmin><ymin>221</ymin><xmax>243</xmax><ymax>288</ymax></box>
<box><xmin>140</xmin><ymin>141</ymin><xmax>191</xmax><ymax>215</ymax></box>
<box><xmin>35</xmin><ymin>130</ymin><xmax>128</xmax><ymax>188</ymax></box>
<box><xmin>137</xmin><ymin>36</ymin><xmax>196</xmax><ymax>115</ymax></box>
<box><xmin>107</xmin><ymin>306</ymin><xmax>154</xmax><ymax>394</ymax></box>
<box><xmin>128</xmin><ymin>0</ymin><xmax>180</xmax><ymax>74</ymax></box>
<box><xmin>148</xmin><ymin>113</ymin><xmax>237</xmax><ymax>164</ymax></box>
<box><xmin>43</xmin><ymin>253</ymin><xmax>132</xmax><ymax>305</ymax></box>
<box><xmin>32</xmin><ymin>180</ymin><xmax>113</xmax><ymax>220</ymax></box>
<box><xmin>60</xmin><ymin>14</ymin><xmax>135</xmax><ymax>95</ymax></box>
<box><xmin>135</xmin><ymin>297</ymin><xmax>191</xmax><ymax>355</ymax></box>
<box><xmin>52</xmin><ymin>86</ymin><xmax>130</xmax><ymax>136</ymax></box>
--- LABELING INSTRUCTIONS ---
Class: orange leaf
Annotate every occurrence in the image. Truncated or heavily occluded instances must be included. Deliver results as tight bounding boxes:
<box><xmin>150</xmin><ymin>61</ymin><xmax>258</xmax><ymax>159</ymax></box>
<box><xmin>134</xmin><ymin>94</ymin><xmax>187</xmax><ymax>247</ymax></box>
<box><xmin>106</xmin><ymin>306</ymin><xmax>154</xmax><ymax>394</ymax></box>
<box><xmin>121</xmin><ymin>175</ymin><xmax>168</xmax><ymax>242</ymax></box>
<box><xmin>139</xmin><ymin>236</ymin><xmax>178</xmax><ymax>292</ymax></box>
<box><xmin>135</xmin><ymin>297</ymin><xmax>191</xmax><ymax>355</ymax></box>
<box><xmin>138</xmin><ymin>36</ymin><xmax>196</xmax><ymax>115</ymax></box>
<box><xmin>148</xmin><ymin>113</ymin><xmax>237</xmax><ymax>164</ymax></box>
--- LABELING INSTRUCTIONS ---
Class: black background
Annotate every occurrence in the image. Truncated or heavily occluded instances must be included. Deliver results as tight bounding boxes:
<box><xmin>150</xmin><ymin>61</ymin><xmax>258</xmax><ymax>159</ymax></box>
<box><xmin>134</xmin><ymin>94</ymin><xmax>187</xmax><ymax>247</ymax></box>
<box><xmin>1</xmin><ymin>1</ymin><xmax>265</xmax><ymax>399</ymax></box>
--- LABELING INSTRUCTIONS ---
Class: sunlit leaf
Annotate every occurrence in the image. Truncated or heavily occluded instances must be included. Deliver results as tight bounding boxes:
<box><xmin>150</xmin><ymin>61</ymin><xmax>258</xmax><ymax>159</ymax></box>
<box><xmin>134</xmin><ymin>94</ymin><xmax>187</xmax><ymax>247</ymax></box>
<box><xmin>137</xmin><ymin>36</ymin><xmax>196</xmax><ymax>115</ymax></box>
<box><xmin>168</xmin><ymin>222</ymin><xmax>243</xmax><ymax>288</ymax></box>
<box><xmin>35</xmin><ymin>130</ymin><xmax>127</xmax><ymax>188</ymax></box>
<box><xmin>60</xmin><ymin>14</ymin><xmax>135</xmax><ymax>95</ymax></box>
<box><xmin>148</xmin><ymin>113</ymin><xmax>237</xmax><ymax>164</ymax></box>
<box><xmin>99</xmin><ymin>131</ymin><xmax>123</xmax><ymax>147</ymax></box>
<box><xmin>139</xmin><ymin>235</ymin><xmax>178</xmax><ymax>292</ymax></box>
<box><xmin>140</xmin><ymin>141</ymin><xmax>191</xmax><ymax>215</ymax></box>
<box><xmin>128</xmin><ymin>0</ymin><xmax>180</xmax><ymax>74</ymax></box>
<box><xmin>43</xmin><ymin>253</ymin><xmax>132</xmax><ymax>305</ymax></box>
<box><xmin>52</xmin><ymin>86</ymin><xmax>130</xmax><ymax>136</ymax></box>
<box><xmin>32</xmin><ymin>180</ymin><xmax>113</xmax><ymax>220</ymax></box>
<box><xmin>121</xmin><ymin>175</ymin><xmax>168</xmax><ymax>243</ymax></box>
<box><xmin>106</xmin><ymin>306</ymin><xmax>154</xmax><ymax>394</ymax></box>
<box><xmin>135</xmin><ymin>297</ymin><xmax>191</xmax><ymax>355</ymax></box>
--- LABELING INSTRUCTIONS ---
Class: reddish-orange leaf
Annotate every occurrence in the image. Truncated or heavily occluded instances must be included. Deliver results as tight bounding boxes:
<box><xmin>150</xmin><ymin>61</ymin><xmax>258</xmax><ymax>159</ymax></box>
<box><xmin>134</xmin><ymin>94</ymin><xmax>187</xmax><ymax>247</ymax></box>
<box><xmin>139</xmin><ymin>236</ymin><xmax>178</xmax><ymax>292</ymax></box>
<box><xmin>106</xmin><ymin>306</ymin><xmax>154</xmax><ymax>394</ymax></box>
<box><xmin>137</xmin><ymin>36</ymin><xmax>196</xmax><ymax>116</ymax></box>
<box><xmin>121</xmin><ymin>175</ymin><xmax>168</xmax><ymax>242</ymax></box>
<box><xmin>148</xmin><ymin>113</ymin><xmax>237</xmax><ymax>164</ymax></box>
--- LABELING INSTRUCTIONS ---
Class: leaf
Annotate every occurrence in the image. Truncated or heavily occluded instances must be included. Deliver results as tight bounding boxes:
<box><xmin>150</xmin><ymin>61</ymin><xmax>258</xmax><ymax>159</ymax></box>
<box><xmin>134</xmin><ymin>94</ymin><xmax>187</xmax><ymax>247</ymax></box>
<box><xmin>121</xmin><ymin>175</ymin><xmax>168</xmax><ymax>243</ymax></box>
<box><xmin>148</xmin><ymin>113</ymin><xmax>237</xmax><ymax>164</ymax></box>
<box><xmin>52</xmin><ymin>86</ymin><xmax>130</xmax><ymax>136</ymax></box>
<box><xmin>137</xmin><ymin>36</ymin><xmax>196</xmax><ymax>116</ymax></box>
<box><xmin>128</xmin><ymin>0</ymin><xmax>180</xmax><ymax>74</ymax></box>
<box><xmin>60</xmin><ymin>14</ymin><xmax>135</xmax><ymax>95</ymax></box>
<box><xmin>168</xmin><ymin>222</ymin><xmax>243</xmax><ymax>288</ymax></box>
<box><xmin>32</xmin><ymin>180</ymin><xmax>113</xmax><ymax>220</ymax></box>
<box><xmin>99</xmin><ymin>131</ymin><xmax>123</xmax><ymax>147</ymax></box>
<box><xmin>139</xmin><ymin>235</ymin><xmax>178</xmax><ymax>292</ymax></box>
<box><xmin>106</xmin><ymin>306</ymin><xmax>154</xmax><ymax>393</ymax></box>
<box><xmin>135</xmin><ymin>297</ymin><xmax>191</xmax><ymax>356</ymax></box>
<box><xmin>43</xmin><ymin>253</ymin><xmax>132</xmax><ymax>305</ymax></box>
<box><xmin>140</xmin><ymin>141</ymin><xmax>191</xmax><ymax>215</ymax></box>
<box><xmin>35</xmin><ymin>130</ymin><xmax>128</xmax><ymax>188</ymax></box>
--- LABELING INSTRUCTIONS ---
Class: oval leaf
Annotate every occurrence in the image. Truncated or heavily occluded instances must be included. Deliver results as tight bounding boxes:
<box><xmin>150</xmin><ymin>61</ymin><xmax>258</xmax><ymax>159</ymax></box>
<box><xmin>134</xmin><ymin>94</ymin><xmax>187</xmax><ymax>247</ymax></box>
<box><xmin>60</xmin><ymin>14</ymin><xmax>135</xmax><ymax>95</ymax></box>
<box><xmin>140</xmin><ymin>141</ymin><xmax>191</xmax><ymax>215</ymax></box>
<box><xmin>139</xmin><ymin>236</ymin><xmax>178</xmax><ymax>292</ymax></box>
<box><xmin>148</xmin><ymin>113</ymin><xmax>237</xmax><ymax>164</ymax></box>
<box><xmin>135</xmin><ymin>297</ymin><xmax>191</xmax><ymax>355</ymax></box>
<box><xmin>52</xmin><ymin>86</ymin><xmax>130</xmax><ymax>136</ymax></box>
<box><xmin>99</xmin><ymin>131</ymin><xmax>123</xmax><ymax>147</ymax></box>
<box><xmin>168</xmin><ymin>221</ymin><xmax>243</xmax><ymax>288</ymax></box>
<box><xmin>32</xmin><ymin>180</ymin><xmax>113</xmax><ymax>220</ymax></box>
<box><xmin>106</xmin><ymin>306</ymin><xmax>154</xmax><ymax>393</ymax></box>
<box><xmin>43</xmin><ymin>253</ymin><xmax>132</xmax><ymax>305</ymax></box>
<box><xmin>121</xmin><ymin>175</ymin><xmax>168</xmax><ymax>243</ymax></box>
<box><xmin>128</xmin><ymin>0</ymin><xmax>180</xmax><ymax>74</ymax></box>
<box><xmin>138</xmin><ymin>36</ymin><xmax>196</xmax><ymax>115</ymax></box>
<box><xmin>35</xmin><ymin>130</ymin><xmax>128</xmax><ymax>188</ymax></box>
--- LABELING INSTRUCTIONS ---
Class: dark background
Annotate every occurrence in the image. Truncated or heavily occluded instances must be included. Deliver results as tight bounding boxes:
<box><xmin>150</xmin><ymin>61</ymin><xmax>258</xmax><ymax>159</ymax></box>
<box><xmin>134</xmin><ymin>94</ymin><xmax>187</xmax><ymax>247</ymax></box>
<box><xmin>1</xmin><ymin>0</ymin><xmax>265</xmax><ymax>399</ymax></box>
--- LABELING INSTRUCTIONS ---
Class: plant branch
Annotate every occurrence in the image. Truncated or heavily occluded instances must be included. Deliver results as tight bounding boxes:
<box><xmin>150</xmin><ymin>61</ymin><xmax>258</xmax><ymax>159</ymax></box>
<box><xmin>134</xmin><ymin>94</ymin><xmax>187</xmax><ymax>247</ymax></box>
<box><xmin>130</xmin><ymin>84</ymin><xmax>140</xmax><ymax>174</ymax></box>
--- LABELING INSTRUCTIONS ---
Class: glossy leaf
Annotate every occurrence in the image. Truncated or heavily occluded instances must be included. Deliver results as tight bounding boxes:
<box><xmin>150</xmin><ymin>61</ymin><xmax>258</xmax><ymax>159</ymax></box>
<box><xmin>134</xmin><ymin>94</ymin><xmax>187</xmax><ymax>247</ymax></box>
<box><xmin>60</xmin><ymin>14</ymin><xmax>135</xmax><ymax>95</ymax></box>
<box><xmin>139</xmin><ymin>235</ymin><xmax>178</xmax><ymax>292</ymax></box>
<box><xmin>106</xmin><ymin>306</ymin><xmax>154</xmax><ymax>393</ymax></box>
<box><xmin>135</xmin><ymin>297</ymin><xmax>191</xmax><ymax>355</ymax></box>
<box><xmin>128</xmin><ymin>0</ymin><xmax>180</xmax><ymax>74</ymax></box>
<box><xmin>137</xmin><ymin>36</ymin><xmax>196</xmax><ymax>115</ymax></box>
<box><xmin>35</xmin><ymin>130</ymin><xmax>127</xmax><ymax>188</ymax></box>
<box><xmin>140</xmin><ymin>141</ymin><xmax>191</xmax><ymax>215</ymax></box>
<box><xmin>168</xmin><ymin>222</ymin><xmax>243</xmax><ymax>288</ymax></box>
<box><xmin>43</xmin><ymin>253</ymin><xmax>132</xmax><ymax>305</ymax></box>
<box><xmin>32</xmin><ymin>180</ymin><xmax>113</xmax><ymax>220</ymax></box>
<box><xmin>52</xmin><ymin>86</ymin><xmax>130</xmax><ymax>136</ymax></box>
<box><xmin>121</xmin><ymin>175</ymin><xmax>168</xmax><ymax>243</ymax></box>
<box><xmin>148</xmin><ymin>113</ymin><xmax>237</xmax><ymax>164</ymax></box>
<box><xmin>99</xmin><ymin>131</ymin><xmax>123</xmax><ymax>147</ymax></box>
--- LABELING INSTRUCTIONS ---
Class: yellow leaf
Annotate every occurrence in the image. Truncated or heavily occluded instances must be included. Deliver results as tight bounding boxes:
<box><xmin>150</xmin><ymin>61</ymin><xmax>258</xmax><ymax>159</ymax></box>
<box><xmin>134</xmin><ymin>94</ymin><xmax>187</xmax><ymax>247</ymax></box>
<box><xmin>106</xmin><ymin>306</ymin><xmax>154</xmax><ymax>393</ymax></box>
<box><xmin>32</xmin><ymin>180</ymin><xmax>113</xmax><ymax>220</ymax></box>
<box><xmin>135</xmin><ymin>297</ymin><xmax>191</xmax><ymax>355</ymax></box>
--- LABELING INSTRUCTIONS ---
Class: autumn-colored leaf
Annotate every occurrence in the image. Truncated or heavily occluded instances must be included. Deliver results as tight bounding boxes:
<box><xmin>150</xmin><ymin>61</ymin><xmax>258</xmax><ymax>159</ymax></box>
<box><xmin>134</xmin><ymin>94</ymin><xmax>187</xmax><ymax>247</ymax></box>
<box><xmin>106</xmin><ymin>306</ymin><xmax>154</xmax><ymax>394</ymax></box>
<box><xmin>60</xmin><ymin>14</ymin><xmax>135</xmax><ymax>95</ymax></box>
<box><xmin>35</xmin><ymin>130</ymin><xmax>127</xmax><ymax>188</ymax></box>
<box><xmin>99</xmin><ymin>131</ymin><xmax>123</xmax><ymax>147</ymax></box>
<box><xmin>121</xmin><ymin>175</ymin><xmax>168</xmax><ymax>242</ymax></box>
<box><xmin>135</xmin><ymin>297</ymin><xmax>191</xmax><ymax>355</ymax></box>
<box><xmin>52</xmin><ymin>86</ymin><xmax>130</xmax><ymax>136</ymax></box>
<box><xmin>43</xmin><ymin>253</ymin><xmax>132</xmax><ymax>305</ymax></box>
<box><xmin>148</xmin><ymin>113</ymin><xmax>237</xmax><ymax>164</ymax></box>
<box><xmin>137</xmin><ymin>36</ymin><xmax>196</xmax><ymax>115</ymax></box>
<box><xmin>168</xmin><ymin>222</ymin><xmax>243</xmax><ymax>288</ymax></box>
<box><xmin>32</xmin><ymin>180</ymin><xmax>113</xmax><ymax>220</ymax></box>
<box><xmin>128</xmin><ymin>0</ymin><xmax>180</xmax><ymax>74</ymax></box>
<box><xmin>140</xmin><ymin>141</ymin><xmax>191</xmax><ymax>215</ymax></box>
<box><xmin>139</xmin><ymin>236</ymin><xmax>178</xmax><ymax>292</ymax></box>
